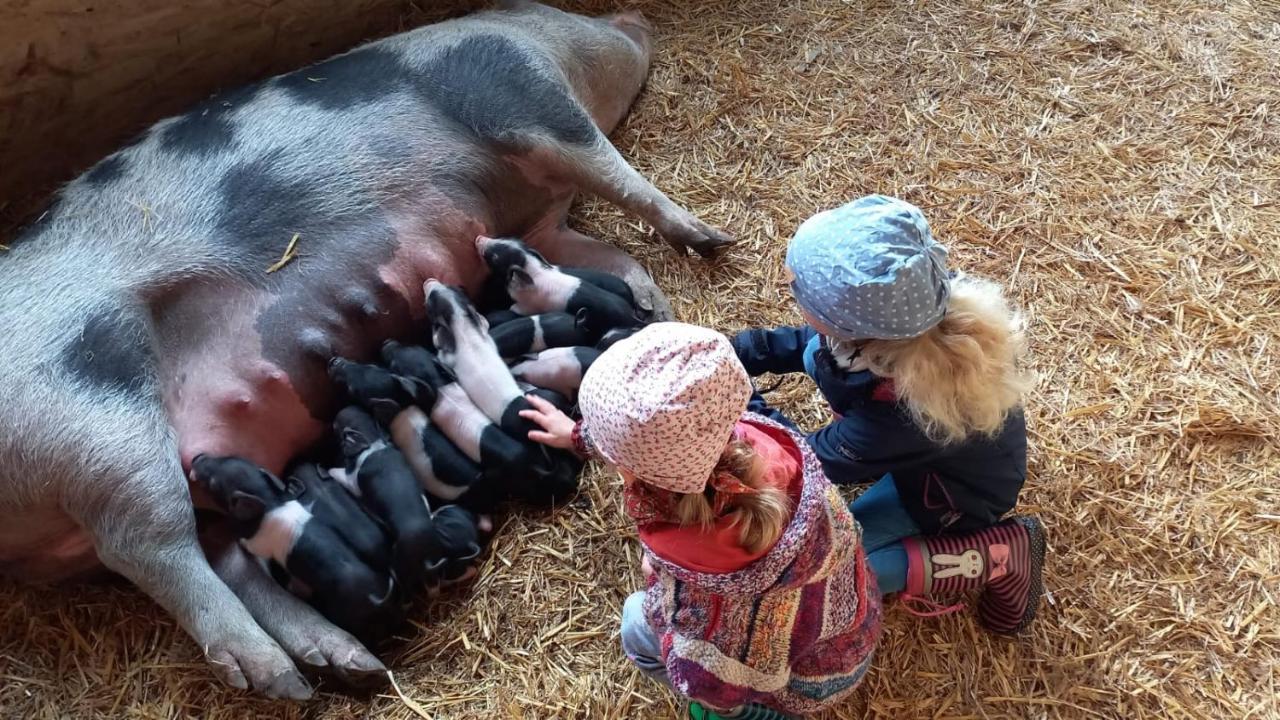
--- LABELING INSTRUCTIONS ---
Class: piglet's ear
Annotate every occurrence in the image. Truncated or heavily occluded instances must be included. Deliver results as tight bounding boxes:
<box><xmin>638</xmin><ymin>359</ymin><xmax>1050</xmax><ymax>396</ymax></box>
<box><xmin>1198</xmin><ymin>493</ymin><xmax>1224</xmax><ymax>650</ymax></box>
<box><xmin>260</xmin><ymin>469</ymin><xmax>287</xmax><ymax>494</ymax></box>
<box><xmin>508</xmin><ymin>267</ymin><xmax>533</xmax><ymax>288</ymax></box>
<box><xmin>228</xmin><ymin>491</ymin><xmax>267</xmax><ymax>522</ymax></box>
<box><xmin>283</xmin><ymin>474</ymin><xmax>306</xmax><ymax>498</ymax></box>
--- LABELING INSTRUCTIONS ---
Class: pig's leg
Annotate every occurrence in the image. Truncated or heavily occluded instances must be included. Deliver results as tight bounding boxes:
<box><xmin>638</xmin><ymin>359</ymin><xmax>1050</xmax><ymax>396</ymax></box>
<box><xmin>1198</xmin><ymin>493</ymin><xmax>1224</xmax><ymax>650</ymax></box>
<box><xmin>527</xmin><ymin>138</ymin><xmax>734</xmax><ymax>258</ymax></box>
<box><xmin>527</xmin><ymin>222</ymin><xmax>675</xmax><ymax>322</ymax></box>
<box><xmin>203</xmin><ymin>523</ymin><xmax>387</xmax><ymax>685</ymax></box>
<box><xmin>68</xmin><ymin>441</ymin><xmax>311</xmax><ymax>699</ymax></box>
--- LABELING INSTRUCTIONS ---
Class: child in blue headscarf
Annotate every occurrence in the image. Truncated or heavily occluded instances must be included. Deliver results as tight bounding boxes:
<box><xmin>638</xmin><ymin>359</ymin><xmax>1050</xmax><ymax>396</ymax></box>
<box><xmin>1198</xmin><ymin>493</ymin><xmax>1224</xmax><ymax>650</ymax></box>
<box><xmin>732</xmin><ymin>195</ymin><xmax>1046</xmax><ymax>635</ymax></box>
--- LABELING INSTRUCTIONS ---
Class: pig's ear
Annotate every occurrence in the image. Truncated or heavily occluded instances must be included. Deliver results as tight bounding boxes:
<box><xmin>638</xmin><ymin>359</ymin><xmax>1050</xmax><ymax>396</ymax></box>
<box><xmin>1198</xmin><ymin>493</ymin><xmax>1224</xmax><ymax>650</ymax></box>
<box><xmin>228</xmin><ymin>491</ymin><xmax>267</xmax><ymax>522</ymax></box>
<box><xmin>507</xmin><ymin>267</ymin><xmax>533</xmax><ymax>289</ymax></box>
<box><xmin>283</xmin><ymin>474</ymin><xmax>306</xmax><ymax>498</ymax></box>
<box><xmin>368</xmin><ymin>398</ymin><xmax>401</xmax><ymax>426</ymax></box>
<box><xmin>259</xmin><ymin>469</ymin><xmax>287</xmax><ymax>494</ymax></box>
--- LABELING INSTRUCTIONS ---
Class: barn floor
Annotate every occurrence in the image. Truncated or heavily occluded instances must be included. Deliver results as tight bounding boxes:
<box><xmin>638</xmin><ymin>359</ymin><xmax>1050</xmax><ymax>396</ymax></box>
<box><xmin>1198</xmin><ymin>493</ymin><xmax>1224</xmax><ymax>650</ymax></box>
<box><xmin>3</xmin><ymin>0</ymin><xmax>1278</xmax><ymax>718</ymax></box>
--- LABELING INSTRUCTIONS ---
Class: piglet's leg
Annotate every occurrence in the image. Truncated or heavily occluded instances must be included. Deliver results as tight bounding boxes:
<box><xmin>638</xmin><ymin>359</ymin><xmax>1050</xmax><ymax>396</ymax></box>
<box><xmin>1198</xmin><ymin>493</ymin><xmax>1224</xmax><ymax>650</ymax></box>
<box><xmin>527</xmin><ymin>223</ymin><xmax>675</xmax><ymax>322</ymax></box>
<box><xmin>202</xmin><ymin>520</ymin><xmax>387</xmax><ymax>686</ymax></box>
<box><xmin>66</xmin><ymin>427</ymin><xmax>311</xmax><ymax>700</ymax></box>
<box><xmin>524</xmin><ymin>137</ymin><xmax>734</xmax><ymax>258</ymax></box>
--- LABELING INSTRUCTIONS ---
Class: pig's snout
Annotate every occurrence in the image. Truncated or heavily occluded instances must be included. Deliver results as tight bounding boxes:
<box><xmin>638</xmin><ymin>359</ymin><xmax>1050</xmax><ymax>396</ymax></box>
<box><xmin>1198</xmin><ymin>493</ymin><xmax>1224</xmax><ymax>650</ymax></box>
<box><xmin>474</xmin><ymin>235</ymin><xmax>496</xmax><ymax>255</ymax></box>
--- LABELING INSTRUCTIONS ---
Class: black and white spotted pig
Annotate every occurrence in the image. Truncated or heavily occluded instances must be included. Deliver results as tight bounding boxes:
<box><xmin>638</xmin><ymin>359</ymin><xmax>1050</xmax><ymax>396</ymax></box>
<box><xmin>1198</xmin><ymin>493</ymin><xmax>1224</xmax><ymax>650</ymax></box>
<box><xmin>488</xmin><ymin>310</ymin><xmax>598</xmax><ymax>359</ymax></box>
<box><xmin>424</xmin><ymin>280</ymin><xmax>544</xmax><ymax>437</ymax></box>
<box><xmin>287</xmin><ymin>462</ymin><xmax>391</xmax><ymax>572</ymax></box>
<box><xmin>388</xmin><ymin>406</ymin><xmax>495</xmax><ymax>515</ymax></box>
<box><xmin>511</xmin><ymin>347</ymin><xmax>602</xmax><ymax>400</ymax></box>
<box><xmin>380</xmin><ymin>340</ymin><xmax>579</xmax><ymax>506</ymax></box>
<box><xmin>0</xmin><ymin>2</ymin><xmax>729</xmax><ymax>697</ymax></box>
<box><xmin>328</xmin><ymin>356</ymin><xmax>425</xmax><ymax>426</ymax></box>
<box><xmin>190</xmin><ymin>455</ymin><xmax>399</xmax><ymax>644</ymax></box>
<box><xmin>331</xmin><ymin>407</ymin><xmax>442</xmax><ymax>589</ymax></box>
<box><xmin>477</xmin><ymin>236</ymin><xmax>642</xmax><ymax>330</ymax></box>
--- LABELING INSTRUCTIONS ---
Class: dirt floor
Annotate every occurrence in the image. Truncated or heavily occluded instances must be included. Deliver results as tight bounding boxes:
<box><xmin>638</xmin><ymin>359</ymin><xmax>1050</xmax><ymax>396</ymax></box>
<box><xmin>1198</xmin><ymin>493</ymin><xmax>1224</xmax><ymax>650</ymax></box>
<box><xmin>2</xmin><ymin>0</ymin><xmax>1278</xmax><ymax>718</ymax></box>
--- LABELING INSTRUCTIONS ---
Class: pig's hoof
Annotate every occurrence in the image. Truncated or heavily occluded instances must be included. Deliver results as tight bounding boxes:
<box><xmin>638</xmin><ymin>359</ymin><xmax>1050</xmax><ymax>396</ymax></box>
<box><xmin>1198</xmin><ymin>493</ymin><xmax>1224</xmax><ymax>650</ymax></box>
<box><xmin>331</xmin><ymin>646</ymin><xmax>389</xmax><ymax>687</ymax></box>
<box><xmin>662</xmin><ymin>219</ymin><xmax>736</xmax><ymax>258</ymax></box>
<box><xmin>206</xmin><ymin>643</ymin><xmax>313</xmax><ymax>700</ymax></box>
<box><xmin>293</xmin><ymin>625</ymin><xmax>386</xmax><ymax>686</ymax></box>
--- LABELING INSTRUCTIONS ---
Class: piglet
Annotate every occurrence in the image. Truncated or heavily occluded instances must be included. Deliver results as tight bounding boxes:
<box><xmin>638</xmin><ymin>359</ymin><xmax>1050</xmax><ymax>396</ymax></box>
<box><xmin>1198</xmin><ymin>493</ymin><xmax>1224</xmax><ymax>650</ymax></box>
<box><xmin>476</xmin><ymin>236</ymin><xmax>640</xmax><ymax>331</ymax></box>
<box><xmin>510</xmin><ymin>347</ymin><xmax>602</xmax><ymax>401</ymax></box>
<box><xmin>333</xmin><ymin>407</ymin><xmax>442</xmax><ymax>589</ymax></box>
<box><xmin>328</xmin><ymin>356</ymin><xmax>426</xmax><ymax>426</ymax></box>
<box><xmin>388</xmin><ymin>406</ymin><xmax>499</xmax><ymax>518</ymax></box>
<box><xmin>287</xmin><ymin>462</ymin><xmax>391</xmax><ymax>572</ymax></box>
<box><xmin>383</xmin><ymin>338</ymin><xmax>580</xmax><ymax>506</ymax></box>
<box><xmin>424</xmin><ymin>279</ymin><xmax>542</xmax><ymax>438</ymax></box>
<box><xmin>561</xmin><ymin>267</ymin><xmax>637</xmax><ymax>307</ymax></box>
<box><xmin>190</xmin><ymin>455</ymin><xmax>399</xmax><ymax>642</ymax></box>
<box><xmin>489</xmin><ymin>310</ymin><xmax>599</xmax><ymax>359</ymax></box>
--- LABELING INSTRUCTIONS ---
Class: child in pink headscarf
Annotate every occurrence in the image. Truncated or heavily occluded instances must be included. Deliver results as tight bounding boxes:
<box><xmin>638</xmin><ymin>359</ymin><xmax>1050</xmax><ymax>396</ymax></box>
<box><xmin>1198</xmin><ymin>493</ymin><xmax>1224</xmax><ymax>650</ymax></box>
<box><xmin>521</xmin><ymin>322</ymin><xmax>881</xmax><ymax>720</ymax></box>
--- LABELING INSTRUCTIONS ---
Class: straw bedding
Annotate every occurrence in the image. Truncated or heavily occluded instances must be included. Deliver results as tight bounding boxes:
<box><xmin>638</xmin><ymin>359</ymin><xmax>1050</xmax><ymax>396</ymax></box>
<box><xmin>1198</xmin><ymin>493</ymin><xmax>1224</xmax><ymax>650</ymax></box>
<box><xmin>2</xmin><ymin>0</ymin><xmax>1277</xmax><ymax>717</ymax></box>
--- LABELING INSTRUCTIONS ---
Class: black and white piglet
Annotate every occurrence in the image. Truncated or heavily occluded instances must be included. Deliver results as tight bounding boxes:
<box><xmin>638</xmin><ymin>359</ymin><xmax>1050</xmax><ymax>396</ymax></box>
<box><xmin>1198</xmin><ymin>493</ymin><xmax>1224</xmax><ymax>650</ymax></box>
<box><xmin>190</xmin><ymin>454</ymin><xmax>398</xmax><ymax>641</ymax></box>
<box><xmin>328</xmin><ymin>356</ymin><xmax>426</xmax><ymax>426</ymax></box>
<box><xmin>476</xmin><ymin>236</ymin><xmax>641</xmax><ymax>331</ymax></box>
<box><xmin>424</xmin><ymin>279</ymin><xmax>544</xmax><ymax>438</ymax></box>
<box><xmin>488</xmin><ymin>310</ymin><xmax>599</xmax><ymax>359</ymax></box>
<box><xmin>383</xmin><ymin>337</ymin><xmax>580</xmax><ymax>506</ymax></box>
<box><xmin>332</xmin><ymin>407</ymin><xmax>442</xmax><ymax>588</ymax></box>
<box><xmin>287</xmin><ymin>462</ymin><xmax>391</xmax><ymax>572</ymax></box>
<box><xmin>510</xmin><ymin>347</ymin><xmax>602</xmax><ymax>400</ymax></box>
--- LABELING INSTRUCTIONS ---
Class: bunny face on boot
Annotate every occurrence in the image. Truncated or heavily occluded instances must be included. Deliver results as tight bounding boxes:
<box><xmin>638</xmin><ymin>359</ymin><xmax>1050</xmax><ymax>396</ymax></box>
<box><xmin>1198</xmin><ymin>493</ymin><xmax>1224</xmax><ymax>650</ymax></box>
<box><xmin>933</xmin><ymin>549</ymin><xmax>985</xmax><ymax>579</ymax></box>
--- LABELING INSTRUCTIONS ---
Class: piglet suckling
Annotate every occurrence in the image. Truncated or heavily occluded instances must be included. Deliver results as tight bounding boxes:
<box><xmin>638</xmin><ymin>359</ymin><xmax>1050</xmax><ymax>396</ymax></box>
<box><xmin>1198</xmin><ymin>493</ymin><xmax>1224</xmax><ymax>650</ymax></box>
<box><xmin>190</xmin><ymin>455</ymin><xmax>399</xmax><ymax>642</ymax></box>
<box><xmin>333</xmin><ymin>407</ymin><xmax>442</xmax><ymax>589</ymax></box>
<box><xmin>476</xmin><ymin>236</ymin><xmax>641</xmax><ymax>331</ymax></box>
<box><xmin>424</xmin><ymin>279</ymin><xmax>542</xmax><ymax>438</ymax></box>
<box><xmin>328</xmin><ymin>357</ymin><xmax>427</xmax><ymax>426</ymax></box>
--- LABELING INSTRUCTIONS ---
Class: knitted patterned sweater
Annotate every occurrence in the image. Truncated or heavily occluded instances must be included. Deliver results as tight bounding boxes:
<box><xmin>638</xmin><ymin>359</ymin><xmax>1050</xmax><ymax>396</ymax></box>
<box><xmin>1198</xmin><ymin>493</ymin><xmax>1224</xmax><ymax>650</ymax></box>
<box><xmin>640</xmin><ymin>412</ymin><xmax>883</xmax><ymax>715</ymax></box>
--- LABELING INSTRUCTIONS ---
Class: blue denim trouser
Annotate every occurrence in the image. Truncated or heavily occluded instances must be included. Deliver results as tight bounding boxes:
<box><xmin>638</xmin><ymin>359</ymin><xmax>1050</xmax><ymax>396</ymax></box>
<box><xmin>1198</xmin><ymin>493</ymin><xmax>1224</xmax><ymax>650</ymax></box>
<box><xmin>849</xmin><ymin>475</ymin><xmax>921</xmax><ymax>594</ymax></box>
<box><xmin>621</xmin><ymin>591</ymin><xmax>747</xmax><ymax>714</ymax></box>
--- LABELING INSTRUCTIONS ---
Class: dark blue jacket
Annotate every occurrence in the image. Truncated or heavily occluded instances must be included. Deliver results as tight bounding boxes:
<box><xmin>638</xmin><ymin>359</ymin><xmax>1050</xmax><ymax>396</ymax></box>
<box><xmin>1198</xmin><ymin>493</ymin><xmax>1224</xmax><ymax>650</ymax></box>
<box><xmin>732</xmin><ymin>326</ymin><xmax>1027</xmax><ymax>534</ymax></box>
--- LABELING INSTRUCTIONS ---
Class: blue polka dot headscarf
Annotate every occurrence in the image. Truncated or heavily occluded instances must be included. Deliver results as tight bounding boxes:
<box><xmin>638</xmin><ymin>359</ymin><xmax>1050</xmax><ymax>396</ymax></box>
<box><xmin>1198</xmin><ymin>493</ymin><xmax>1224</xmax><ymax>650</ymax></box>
<box><xmin>786</xmin><ymin>195</ymin><xmax>951</xmax><ymax>341</ymax></box>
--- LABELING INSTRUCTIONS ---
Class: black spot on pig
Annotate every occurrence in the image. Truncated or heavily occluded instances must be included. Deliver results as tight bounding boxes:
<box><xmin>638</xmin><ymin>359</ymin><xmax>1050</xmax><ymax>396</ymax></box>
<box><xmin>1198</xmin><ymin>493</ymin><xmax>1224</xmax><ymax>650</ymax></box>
<box><xmin>61</xmin><ymin>308</ymin><xmax>154</xmax><ymax>397</ymax></box>
<box><xmin>83</xmin><ymin>154</ymin><xmax>128</xmax><ymax>186</ymax></box>
<box><xmin>418</xmin><ymin>35</ymin><xmax>596</xmax><ymax>146</ymax></box>
<box><xmin>277</xmin><ymin>47</ymin><xmax>411</xmax><ymax>110</ymax></box>
<box><xmin>159</xmin><ymin>83</ymin><xmax>262</xmax><ymax>156</ymax></box>
<box><xmin>215</xmin><ymin>150</ymin><xmax>322</xmax><ymax>271</ymax></box>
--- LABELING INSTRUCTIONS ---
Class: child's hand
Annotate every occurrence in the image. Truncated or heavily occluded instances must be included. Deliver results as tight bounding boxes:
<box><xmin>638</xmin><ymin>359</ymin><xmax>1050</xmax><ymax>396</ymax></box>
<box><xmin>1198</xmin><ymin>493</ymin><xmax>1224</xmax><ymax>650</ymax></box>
<box><xmin>519</xmin><ymin>394</ymin><xmax>576</xmax><ymax>450</ymax></box>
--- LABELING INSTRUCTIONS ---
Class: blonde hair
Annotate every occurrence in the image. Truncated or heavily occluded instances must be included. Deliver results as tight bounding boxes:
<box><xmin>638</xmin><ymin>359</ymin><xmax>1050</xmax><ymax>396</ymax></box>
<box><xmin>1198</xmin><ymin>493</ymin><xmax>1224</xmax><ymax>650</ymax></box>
<box><xmin>669</xmin><ymin>438</ymin><xmax>792</xmax><ymax>554</ymax></box>
<box><xmin>835</xmin><ymin>274</ymin><xmax>1033</xmax><ymax>445</ymax></box>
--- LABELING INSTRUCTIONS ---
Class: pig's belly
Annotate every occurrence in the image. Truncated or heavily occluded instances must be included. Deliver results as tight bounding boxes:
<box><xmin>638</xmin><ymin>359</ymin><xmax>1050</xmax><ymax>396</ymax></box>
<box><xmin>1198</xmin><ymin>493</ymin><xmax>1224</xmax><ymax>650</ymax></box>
<box><xmin>161</xmin><ymin>224</ymin><xmax>484</xmax><ymax>476</ymax></box>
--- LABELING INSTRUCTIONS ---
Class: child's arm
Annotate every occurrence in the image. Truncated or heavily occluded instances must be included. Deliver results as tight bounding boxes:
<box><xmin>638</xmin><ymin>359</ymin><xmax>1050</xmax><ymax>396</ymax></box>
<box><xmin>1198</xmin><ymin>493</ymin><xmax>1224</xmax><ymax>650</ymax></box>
<box><xmin>807</xmin><ymin>411</ymin><xmax>940</xmax><ymax>484</ymax></box>
<box><xmin>730</xmin><ymin>325</ymin><xmax>818</xmax><ymax>376</ymax></box>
